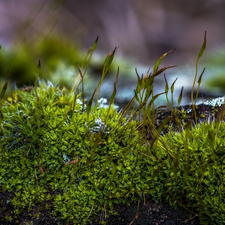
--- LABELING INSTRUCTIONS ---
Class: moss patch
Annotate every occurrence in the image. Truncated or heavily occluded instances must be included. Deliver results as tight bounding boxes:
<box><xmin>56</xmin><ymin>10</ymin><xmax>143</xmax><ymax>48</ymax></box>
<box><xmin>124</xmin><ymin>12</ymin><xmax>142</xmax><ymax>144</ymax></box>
<box><xmin>0</xmin><ymin>81</ymin><xmax>224</xmax><ymax>224</ymax></box>
<box><xmin>1</xmin><ymin>32</ymin><xmax>225</xmax><ymax>225</ymax></box>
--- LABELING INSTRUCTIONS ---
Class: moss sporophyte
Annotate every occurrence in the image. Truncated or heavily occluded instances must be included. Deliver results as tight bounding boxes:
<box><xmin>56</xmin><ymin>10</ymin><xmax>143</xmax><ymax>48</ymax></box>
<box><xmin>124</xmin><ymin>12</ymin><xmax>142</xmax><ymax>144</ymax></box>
<box><xmin>1</xmin><ymin>32</ymin><xmax>225</xmax><ymax>225</ymax></box>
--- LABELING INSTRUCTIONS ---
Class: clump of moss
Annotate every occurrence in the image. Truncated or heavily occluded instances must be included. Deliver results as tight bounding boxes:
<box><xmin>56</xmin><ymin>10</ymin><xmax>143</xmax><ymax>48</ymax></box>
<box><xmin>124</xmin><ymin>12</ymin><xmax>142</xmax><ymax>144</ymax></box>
<box><xmin>0</xmin><ymin>32</ymin><xmax>225</xmax><ymax>225</ymax></box>
<box><xmin>0</xmin><ymin>80</ymin><xmax>140</xmax><ymax>223</ymax></box>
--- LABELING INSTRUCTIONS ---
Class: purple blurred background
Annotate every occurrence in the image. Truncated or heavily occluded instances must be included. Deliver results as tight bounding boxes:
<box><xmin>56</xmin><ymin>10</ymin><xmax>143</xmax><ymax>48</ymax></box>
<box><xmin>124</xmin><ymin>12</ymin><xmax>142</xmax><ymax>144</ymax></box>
<box><xmin>0</xmin><ymin>0</ymin><xmax>225</xmax><ymax>107</ymax></box>
<box><xmin>1</xmin><ymin>0</ymin><xmax>224</xmax><ymax>63</ymax></box>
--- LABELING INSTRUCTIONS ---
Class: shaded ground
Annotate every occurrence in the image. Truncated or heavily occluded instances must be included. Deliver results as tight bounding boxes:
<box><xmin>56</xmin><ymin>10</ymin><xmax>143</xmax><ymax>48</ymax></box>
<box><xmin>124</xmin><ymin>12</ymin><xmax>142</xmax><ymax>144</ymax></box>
<box><xmin>0</xmin><ymin>186</ymin><xmax>201</xmax><ymax>225</ymax></box>
<box><xmin>0</xmin><ymin>183</ymin><xmax>200</xmax><ymax>225</ymax></box>
<box><xmin>90</xmin><ymin>200</ymin><xmax>200</xmax><ymax>225</ymax></box>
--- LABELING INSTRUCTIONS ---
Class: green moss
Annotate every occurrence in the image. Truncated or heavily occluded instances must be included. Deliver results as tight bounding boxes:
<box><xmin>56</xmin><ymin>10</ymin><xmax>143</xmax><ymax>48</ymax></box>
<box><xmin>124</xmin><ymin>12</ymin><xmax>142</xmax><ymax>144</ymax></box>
<box><xmin>0</xmin><ymin>33</ymin><xmax>225</xmax><ymax>225</ymax></box>
<box><xmin>179</xmin><ymin>109</ymin><xmax>188</xmax><ymax>120</ymax></box>
<box><xmin>0</xmin><ymin>80</ymin><xmax>143</xmax><ymax>223</ymax></box>
<box><xmin>1</xmin><ymin>79</ymin><xmax>224</xmax><ymax>224</ymax></box>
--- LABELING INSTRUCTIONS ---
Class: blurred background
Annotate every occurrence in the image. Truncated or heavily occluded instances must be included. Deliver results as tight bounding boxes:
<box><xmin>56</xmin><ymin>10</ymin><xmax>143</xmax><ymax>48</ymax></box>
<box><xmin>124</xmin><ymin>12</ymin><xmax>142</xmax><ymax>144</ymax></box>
<box><xmin>0</xmin><ymin>0</ymin><xmax>225</xmax><ymax>109</ymax></box>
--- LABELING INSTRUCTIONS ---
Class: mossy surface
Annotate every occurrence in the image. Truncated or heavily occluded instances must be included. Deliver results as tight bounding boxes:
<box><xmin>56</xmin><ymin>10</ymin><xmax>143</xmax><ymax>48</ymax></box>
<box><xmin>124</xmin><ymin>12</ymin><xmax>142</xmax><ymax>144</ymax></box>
<box><xmin>1</xmin><ymin>32</ymin><xmax>225</xmax><ymax>225</ymax></box>
<box><xmin>0</xmin><ymin>81</ymin><xmax>142</xmax><ymax>224</ymax></box>
<box><xmin>0</xmin><ymin>80</ymin><xmax>225</xmax><ymax>225</ymax></box>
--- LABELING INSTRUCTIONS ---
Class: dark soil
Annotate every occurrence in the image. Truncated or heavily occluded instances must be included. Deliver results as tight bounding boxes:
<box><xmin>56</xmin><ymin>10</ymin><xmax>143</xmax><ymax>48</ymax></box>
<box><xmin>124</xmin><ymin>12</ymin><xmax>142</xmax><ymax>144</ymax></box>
<box><xmin>1</xmin><ymin>103</ymin><xmax>224</xmax><ymax>225</ymax></box>
<box><xmin>0</xmin><ymin>185</ymin><xmax>201</xmax><ymax>225</ymax></box>
<box><xmin>89</xmin><ymin>200</ymin><xmax>200</xmax><ymax>225</ymax></box>
<box><xmin>130</xmin><ymin>102</ymin><xmax>225</xmax><ymax>141</ymax></box>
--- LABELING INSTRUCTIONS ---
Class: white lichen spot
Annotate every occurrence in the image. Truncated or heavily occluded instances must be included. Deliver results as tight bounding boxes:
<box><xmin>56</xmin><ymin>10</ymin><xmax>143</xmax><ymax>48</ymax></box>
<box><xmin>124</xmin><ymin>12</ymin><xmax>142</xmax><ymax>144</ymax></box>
<box><xmin>203</xmin><ymin>97</ymin><xmax>225</xmax><ymax>107</ymax></box>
